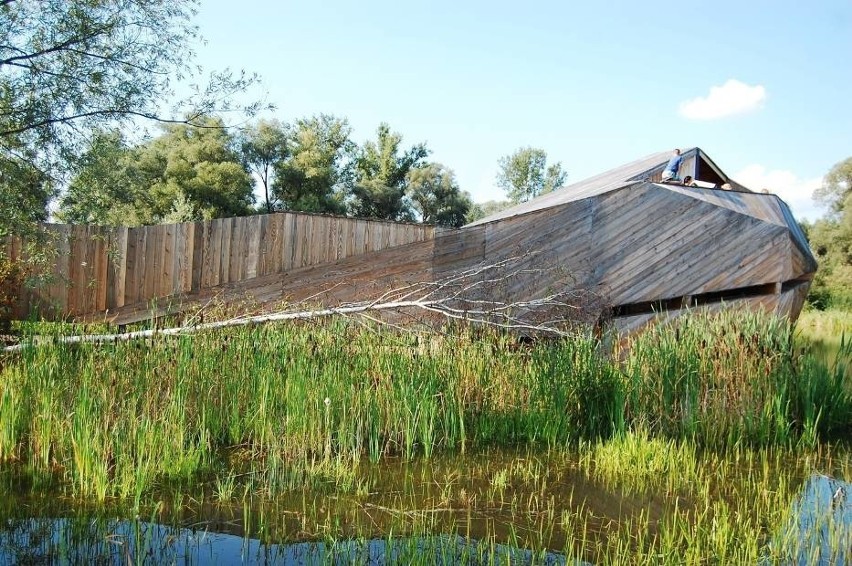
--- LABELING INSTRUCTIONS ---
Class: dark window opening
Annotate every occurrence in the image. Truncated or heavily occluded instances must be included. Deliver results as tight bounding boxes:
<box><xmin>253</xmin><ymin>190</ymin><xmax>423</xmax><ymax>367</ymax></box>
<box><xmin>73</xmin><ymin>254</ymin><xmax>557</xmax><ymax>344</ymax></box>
<box><xmin>695</xmin><ymin>157</ymin><xmax>726</xmax><ymax>186</ymax></box>
<box><xmin>611</xmin><ymin>280</ymin><xmax>793</xmax><ymax>318</ymax></box>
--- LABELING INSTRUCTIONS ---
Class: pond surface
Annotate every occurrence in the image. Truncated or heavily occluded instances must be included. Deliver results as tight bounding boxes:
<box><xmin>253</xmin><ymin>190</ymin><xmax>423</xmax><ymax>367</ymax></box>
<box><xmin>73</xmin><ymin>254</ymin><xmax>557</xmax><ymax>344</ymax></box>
<box><xmin>1</xmin><ymin>448</ymin><xmax>850</xmax><ymax>564</ymax></box>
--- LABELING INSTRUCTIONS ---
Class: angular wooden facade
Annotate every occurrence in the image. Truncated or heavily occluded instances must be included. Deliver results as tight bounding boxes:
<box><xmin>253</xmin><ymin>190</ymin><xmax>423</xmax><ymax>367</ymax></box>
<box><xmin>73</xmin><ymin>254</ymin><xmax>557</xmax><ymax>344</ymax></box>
<box><xmin>9</xmin><ymin>148</ymin><xmax>817</xmax><ymax>332</ymax></box>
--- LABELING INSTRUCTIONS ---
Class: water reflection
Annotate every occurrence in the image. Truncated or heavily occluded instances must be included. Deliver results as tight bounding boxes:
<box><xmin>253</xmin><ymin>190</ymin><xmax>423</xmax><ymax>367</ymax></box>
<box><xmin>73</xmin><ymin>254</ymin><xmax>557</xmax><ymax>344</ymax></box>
<box><xmin>775</xmin><ymin>474</ymin><xmax>852</xmax><ymax>566</ymax></box>
<box><xmin>0</xmin><ymin>518</ymin><xmax>578</xmax><ymax>565</ymax></box>
<box><xmin>1</xmin><ymin>451</ymin><xmax>850</xmax><ymax>564</ymax></box>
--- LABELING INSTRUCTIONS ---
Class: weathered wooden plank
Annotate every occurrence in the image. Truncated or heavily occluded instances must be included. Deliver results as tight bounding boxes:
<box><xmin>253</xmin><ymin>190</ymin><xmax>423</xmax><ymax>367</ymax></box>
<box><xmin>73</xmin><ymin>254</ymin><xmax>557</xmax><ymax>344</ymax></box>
<box><xmin>265</xmin><ymin>214</ymin><xmax>283</xmax><ymax>276</ymax></box>
<box><xmin>246</xmin><ymin>215</ymin><xmax>261</xmax><ymax>279</ymax></box>
<box><xmin>67</xmin><ymin>225</ymin><xmax>87</xmax><ymax>315</ymax></box>
<box><xmin>94</xmin><ymin>227</ymin><xmax>109</xmax><ymax>312</ymax></box>
<box><xmin>141</xmin><ymin>226</ymin><xmax>158</xmax><ymax>306</ymax></box>
<box><xmin>213</xmin><ymin>219</ymin><xmax>225</xmax><ymax>288</ymax></box>
<box><xmin>123</xmin><ymin>227</ymin><xmax>138</xmax><ymax>305</ymax></box>
<box><xmin>190</xmin><ymin>221</ymin><xmax>204</xmax><ymax>292</ymax></box>
<box><xmin>162</xmin><ymin>223</ymin><xmax>175</xmax><ymax>297</ymax></box>
<box><xmin>174</xmin><ymin>222</ymin><xmax>190</xmax><ymax>293</ymax></box>
<box><xmin>282</xmin><ymin>213</ymin><xmax>296</xmax><ymax>271</ymax></box>
<box><xmin>106</xmin><ymin>226</ymin><xmax>128</xmax><ymax>309</ymax></box>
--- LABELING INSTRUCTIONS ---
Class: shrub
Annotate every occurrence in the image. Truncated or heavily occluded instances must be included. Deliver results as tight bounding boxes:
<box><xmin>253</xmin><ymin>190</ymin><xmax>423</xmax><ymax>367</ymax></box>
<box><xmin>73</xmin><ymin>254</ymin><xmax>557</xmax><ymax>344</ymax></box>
<box><xmin>0</xmin><ymin>252</ymin><xmax>23</xmax><ymax>332</ymax></box>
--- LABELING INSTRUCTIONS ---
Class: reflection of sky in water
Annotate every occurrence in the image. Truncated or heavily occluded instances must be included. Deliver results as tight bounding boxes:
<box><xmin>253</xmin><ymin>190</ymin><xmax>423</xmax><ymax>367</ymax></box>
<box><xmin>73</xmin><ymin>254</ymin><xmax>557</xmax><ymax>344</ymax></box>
<box><xmin>0</xmin><ymin>521</ymin><xmax>579</xmax><ymax>565</ymax></box>
<box><xmin>778</xmin><ymin>474</ymin><xmax>851</xmax><ymax>566</ymax></box>
<box><xmin>1</xmin><ymin>475</ymin><xmax>848</xmax><ymax>564</ymax></box>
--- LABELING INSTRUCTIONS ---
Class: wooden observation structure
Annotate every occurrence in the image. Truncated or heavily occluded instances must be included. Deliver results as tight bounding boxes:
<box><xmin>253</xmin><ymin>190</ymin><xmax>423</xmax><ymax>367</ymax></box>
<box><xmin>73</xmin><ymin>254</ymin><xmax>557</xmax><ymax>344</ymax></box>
<box><xmin>7</xmin><ymin>147</ymin><xmax>816</xmax><ymax>333</ymax></box>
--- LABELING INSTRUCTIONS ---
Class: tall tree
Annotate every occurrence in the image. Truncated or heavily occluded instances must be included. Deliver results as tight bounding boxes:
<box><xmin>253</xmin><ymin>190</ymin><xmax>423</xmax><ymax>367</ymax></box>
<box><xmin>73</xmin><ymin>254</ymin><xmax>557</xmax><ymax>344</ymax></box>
<box><xmin>407</xmin><ymin>164</ymin><xmax>472</xmax><ymax>228</ymax></box>
<box><xmin>240</xmin><ymin>119</ymin><xmax>290</xmax><ymax>213</ymax></box>
<box><xmin>0</xmin><ymin>0</ymin><xmax>264</xmax><ymax>234</ymax></box>
<box><xmin>814</xmin><ymin>157</ymin><xmax>852</xmax><ymax>217</ymax></box>
<box><xmin>273</xmin><ymin>115</ymin><xmax>353</xmax><ymax>214</ymax></box>
<box><xmin>807</xmin><ymin>156</ymin><xmax>852</xmax><ymax>308</ymax></box>
<box><xmin>58</xmin><ymin>117</ymin><xmax>254</xmax><ymax>225</ymax></box>
<box><xmin>496</xmin><ymin>147</ymin><xmax>567</xmax><ymax>204</ymax></box>
<box><xmin>57</xmin><ymin>129</ymin><xmax>136</xmax><ymax>225</ymax></box>
<box><xmin>350</xmin><ymin>123</ymin><xmax>428</xmax><ymax>221</ymax></box>
<box><xmin>139</xmin><ymin>117</ymin><xmax>255</xmax><ymax>222</ymax></box>
<box><xmin>0</xmin><ymin>151</ymin><xmax>52</xmax><ymax>239</ymax></box>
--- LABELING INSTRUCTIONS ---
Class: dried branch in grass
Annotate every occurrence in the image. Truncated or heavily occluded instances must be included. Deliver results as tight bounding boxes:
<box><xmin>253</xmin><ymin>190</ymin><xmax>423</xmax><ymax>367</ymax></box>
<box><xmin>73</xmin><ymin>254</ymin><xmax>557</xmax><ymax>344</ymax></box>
<box><xmin>3</xmin><ymin>253</ymin><xmax>609</xmax><ymax>352</ymax></box>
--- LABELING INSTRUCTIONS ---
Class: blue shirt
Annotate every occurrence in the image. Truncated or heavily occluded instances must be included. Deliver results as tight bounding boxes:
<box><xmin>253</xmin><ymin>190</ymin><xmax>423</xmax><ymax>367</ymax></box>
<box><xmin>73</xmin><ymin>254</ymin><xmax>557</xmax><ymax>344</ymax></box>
<box><xmin>665</xmin><ymin>154</ymin><xmax>683</xmax><ymax>173</ymax></box>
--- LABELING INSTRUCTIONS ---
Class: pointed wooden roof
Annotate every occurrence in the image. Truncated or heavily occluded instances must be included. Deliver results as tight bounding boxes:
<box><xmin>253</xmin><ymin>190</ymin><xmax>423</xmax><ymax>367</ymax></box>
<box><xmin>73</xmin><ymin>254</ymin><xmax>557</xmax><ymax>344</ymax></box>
<box><xmin>467</xmin><ymin>147</ymin><xmax>747</xmax><ymax>227</ymax></box>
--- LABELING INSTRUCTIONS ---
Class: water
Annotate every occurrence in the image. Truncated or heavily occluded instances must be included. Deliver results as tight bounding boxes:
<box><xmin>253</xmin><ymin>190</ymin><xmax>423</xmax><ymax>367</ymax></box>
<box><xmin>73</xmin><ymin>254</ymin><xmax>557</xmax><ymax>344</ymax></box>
<box><xmin>0</xmin><ymin>520</ymin><xmax>579</xmax><ymax>565</ymax></box>
<box><xmin>1</xmin><ymin>449</ymin><xmax>850</xmax><ymax>564</ymax></box>
<box><xmin>775</xmin><ymin>474</ymin><xmax>852</xmax><ymax>565</ymax></box>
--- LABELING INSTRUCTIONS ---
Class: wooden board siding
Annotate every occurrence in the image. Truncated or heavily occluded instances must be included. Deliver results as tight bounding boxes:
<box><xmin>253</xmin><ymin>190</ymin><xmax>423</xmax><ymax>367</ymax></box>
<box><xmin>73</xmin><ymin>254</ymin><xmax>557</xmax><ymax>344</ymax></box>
<box><xmin>4</xmin><ymin>149</ymin><xmax>817</xmax><ymax>333</ymax></box>
<box><xmin>7</xmin><ymin>212</ymin><xmax>436</xmax><ymax>321</ymax></box>
<box><xmin>665</xmin><ymin>185</ymin><xmax>788</xmax><ymax>226</ymax></box>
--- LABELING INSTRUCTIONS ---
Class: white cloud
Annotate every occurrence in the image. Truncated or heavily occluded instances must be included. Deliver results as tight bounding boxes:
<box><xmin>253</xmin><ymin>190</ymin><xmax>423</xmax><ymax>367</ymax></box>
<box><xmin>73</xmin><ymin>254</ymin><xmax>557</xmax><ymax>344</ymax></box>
<box><xmin>733</xmin><ymin>164</ymin><xmax>825</xmax><ymax>222</ymax></box>
<box><xmin>679</xmin><ymin>79</ymin><xmax>766</xmax><ymax>120</ymax></box>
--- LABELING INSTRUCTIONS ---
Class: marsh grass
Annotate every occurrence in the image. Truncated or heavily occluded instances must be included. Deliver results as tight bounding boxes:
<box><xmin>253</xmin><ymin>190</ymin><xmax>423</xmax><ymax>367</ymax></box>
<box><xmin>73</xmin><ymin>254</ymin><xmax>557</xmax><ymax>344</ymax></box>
<box><xmin>1</xmin><ymin>309</ymin><xmax>850</xmax><ymax>502</ymax></box>
<box><xmin>623</xmin><ymin>309</ymin><xmax>852</xmax><ymax>447</ymax></box>
<box><xmin>0</xmin><ymin>440</ymin><xmax>849</xmax><ymax>565</ymax></box>
<box><xmin>1</xmin><ymin>309</ymin><xmax>851</xmax><ymax>563</ymax></box>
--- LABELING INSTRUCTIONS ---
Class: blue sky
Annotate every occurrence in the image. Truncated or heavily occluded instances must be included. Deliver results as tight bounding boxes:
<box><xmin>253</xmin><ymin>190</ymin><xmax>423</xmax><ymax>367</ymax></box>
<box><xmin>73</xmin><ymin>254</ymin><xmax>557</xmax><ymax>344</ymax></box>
<box><xmin>193</xmin><ymin>0</ymin><xmax>851</xmax><ymax>221</ymax></box>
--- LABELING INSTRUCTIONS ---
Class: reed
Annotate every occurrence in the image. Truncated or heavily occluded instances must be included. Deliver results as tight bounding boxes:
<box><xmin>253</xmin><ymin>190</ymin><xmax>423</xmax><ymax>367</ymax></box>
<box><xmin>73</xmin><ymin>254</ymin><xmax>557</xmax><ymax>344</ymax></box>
<box><xmin>0</xmin><ymin>309</ymin><xmax>849</xmax><ymax>503</ymax></box>
<box><xmin>0</xmin><ymin>438</ymin><xmax>849</xmax><ymax>564</ymax></box>
<box><xmin>622</xmin><ymin>309</ymin><xmax>851</xmax><ymax>447</ymax></box>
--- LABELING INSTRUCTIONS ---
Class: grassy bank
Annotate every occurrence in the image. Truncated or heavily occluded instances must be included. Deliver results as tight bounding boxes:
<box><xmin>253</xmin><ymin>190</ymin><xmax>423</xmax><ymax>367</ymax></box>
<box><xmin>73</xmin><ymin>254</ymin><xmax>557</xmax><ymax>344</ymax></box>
<box><xmin>1</xmin><ymin>309</ymin><xmax>849</xmax><ymax>503</ymax></box>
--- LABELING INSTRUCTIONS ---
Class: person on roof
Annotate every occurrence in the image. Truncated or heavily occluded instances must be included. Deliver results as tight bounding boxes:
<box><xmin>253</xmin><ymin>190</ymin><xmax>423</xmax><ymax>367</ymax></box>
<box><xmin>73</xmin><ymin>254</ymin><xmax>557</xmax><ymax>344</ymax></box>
<box><xmin>661</xmin><ymin>149</ymin><xmax>683</xmax><ymax>182</ymax></box>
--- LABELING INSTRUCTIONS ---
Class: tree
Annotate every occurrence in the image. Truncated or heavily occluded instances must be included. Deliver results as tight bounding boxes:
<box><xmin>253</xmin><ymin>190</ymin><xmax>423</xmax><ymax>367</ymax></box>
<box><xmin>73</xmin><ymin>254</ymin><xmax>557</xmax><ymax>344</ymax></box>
<box><xmin>0</xmin><ymin>153</ymin><xmax>52</xmax><ymax>239</ymax></box>
<box><xmin>466</xmin><ymin>200</ymin><xmax>513</xmax><ymax>224</ymax></box>
<box><xmin>814</xmin><ymin>157</ymin><xmax>852</xmax><ymax>217</ymax></box>
<box><xmin>1</xmin><ymin>0</ymin><xmax>264</xmax><ymax>234</ymax></box>
<box><xmin>807</xmin><ymin>156</ymin><xmax>852</xmax><ymax>308</ymax></box>
<box><xmin>56</xmin><ymin>129</ymin><xmax>136</xmax><ymax>225</ymax></box>
<box><xmin>273</xmin><ymin>115</ymin><xmax>353</xmax><ymax>214</ymax></box>
<box><xmin>496</xmin><ymin>147</ymin><xmax>567</xmax><ymax>204</ymax></box>
<box><xmin>138</xmin><ymin>117</ymin><xmax>255</xmax><ymax>222</ymax></box>
<box><xmin>56</xmin><ymin>117</ymin><xmax>254</xmax><ymax>225</ymax></box>
<box><xmin>350</xmin><ymin>123</ymin><xmax>428</xmax><ymax>221</ymax></box>
<box><xmin>407</xmin><ymin>164</ymin><xmax>472</xmax><ymax>228</ymax></box>
<box><xmin>240</xmin><ymin>120</ymin><xmax>290</xmax><ymax>213</ymax></box>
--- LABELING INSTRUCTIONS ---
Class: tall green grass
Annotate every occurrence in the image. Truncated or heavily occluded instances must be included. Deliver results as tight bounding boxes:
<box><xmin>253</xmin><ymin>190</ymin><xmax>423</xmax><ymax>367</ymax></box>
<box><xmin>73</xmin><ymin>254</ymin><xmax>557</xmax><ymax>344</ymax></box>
<box><xmin>623</xmin><ymin>310</ymin><xmax>852</xmax><ymax>447</ymax></box>
<box><xmin>0</xmin><ymin>309</ymin><xmax>849</xmax><ymax>500</ymax></box>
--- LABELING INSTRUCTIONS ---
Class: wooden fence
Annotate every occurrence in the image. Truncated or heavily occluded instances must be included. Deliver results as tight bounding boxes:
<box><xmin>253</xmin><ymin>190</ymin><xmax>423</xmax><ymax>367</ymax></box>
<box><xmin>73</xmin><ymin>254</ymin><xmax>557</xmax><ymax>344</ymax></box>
<box><xmin>5</xmin><ymin>212</ymin><xmax>437</xmax><ymax>319</ymax></box>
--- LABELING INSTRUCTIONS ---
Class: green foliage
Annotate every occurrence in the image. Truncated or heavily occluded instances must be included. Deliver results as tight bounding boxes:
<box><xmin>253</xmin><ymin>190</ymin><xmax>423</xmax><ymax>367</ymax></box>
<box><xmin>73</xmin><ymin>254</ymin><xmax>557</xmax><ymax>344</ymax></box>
<box><xmin>2</xmin><ymin>309</ymin><xmax>850</xmax><ymax>502</ymax></box>
<box><xmin>0</xmin><ymin>154</ymin><xmax>52</xmax><ymax>239</ymax></box>
<box><xmin>814</xmin><ymin>156</ymin><xmax>852</xmax><ymax>216</ymax></box>
<box><xmin>496</xmin><ymin>147</ymin><xmax>566</xmax><ymax>204</ymax></box>
<box><xmin>466</xmin><ymin>199</ymin><xmax>513</xmax><ymax>223</ymax></box>
<box><xmin>140</xmin><ymin>118</ymin><xmax>255</xmax><ymax>221</ymax></box>
<box><xmin>1</xmin><ymin>0</ymin><xmax>264</xmax><ymax>232</ymax></box>
<box><xmin>407</xmin><ymin>163</ymin><xmax>472</xmax><ymax>227</ymax></box>
<box><xmin>0</xmin><ymin>253</ymin><xmax>22</xmax><ymax>332</ymax></box>
<box><xmin>56</xmin><ymin>129</ymin><xmax>136</xmax><ymax>225</ymax></box>
<box><xmin>273</xmin><ymin>114</ymin><xmax>354</xmax><ymax>214</ymax></box>
<box><xmin>58</xmin><ymin>117</ymin><xmax>255</xmax><ymax>225</ymax></box>
<box><xmin>240</xmin><ymin>119</ymin><xmax>290</xmax><ymax>213</ymax></box>
<box><xmin>350</xmin><ymin>123</ymin><xmax>429</xmax><ymax>220</ymax></box>
<box><xmin>806</xmin><ymin>156</ymin><xmax>852</xmax><ymax>309</ymax></box>
<box><xmin>624</xmin><ymin>309</ymin><xmax>852</xmax><ymax>446</ymax></box>
<box><xmin>0</xmin><ymin>237</ymin><xmax>57</xmax><ymax>330</ymax></box>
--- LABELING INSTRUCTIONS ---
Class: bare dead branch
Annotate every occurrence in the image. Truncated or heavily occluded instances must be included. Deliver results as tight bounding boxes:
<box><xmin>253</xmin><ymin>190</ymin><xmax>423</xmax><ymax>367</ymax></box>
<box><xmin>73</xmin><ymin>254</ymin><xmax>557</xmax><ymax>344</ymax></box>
<box><xmin>4</xmin><ymin>254</ymin><xmax>608</xmax><ymax>352</ymax></box>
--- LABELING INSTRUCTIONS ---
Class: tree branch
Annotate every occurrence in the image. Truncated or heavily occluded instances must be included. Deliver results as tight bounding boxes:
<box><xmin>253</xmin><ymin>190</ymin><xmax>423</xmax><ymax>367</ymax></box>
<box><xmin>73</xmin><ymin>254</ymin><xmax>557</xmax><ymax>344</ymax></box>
<box><xmin>4</xmin><ymin>256</ymin><xmax>607</xmax><ymax>352</ymax></box>
<box><xmin>0</xmin><ymin>26</ymin><xmax>113</xmax><ymax>67</ymax></box>
<box><xmin>0</xmin><ymin>108</ymin><xmax>219</xmax><ymax>138</ymax></box>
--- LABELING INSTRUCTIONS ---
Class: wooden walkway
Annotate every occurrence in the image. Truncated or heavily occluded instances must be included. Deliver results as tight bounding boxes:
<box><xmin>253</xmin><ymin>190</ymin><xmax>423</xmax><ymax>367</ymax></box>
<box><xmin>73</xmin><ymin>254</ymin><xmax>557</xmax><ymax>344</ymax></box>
<box><xmin>5</xmin><ymin>212</ymin><xmax>437</xmax><ymax>320</ymax></box>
